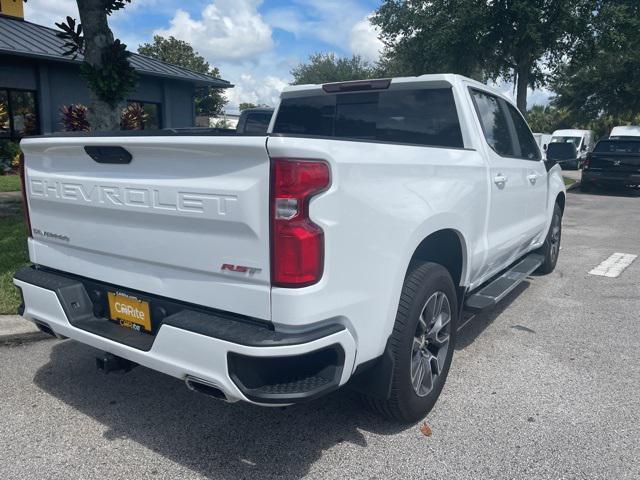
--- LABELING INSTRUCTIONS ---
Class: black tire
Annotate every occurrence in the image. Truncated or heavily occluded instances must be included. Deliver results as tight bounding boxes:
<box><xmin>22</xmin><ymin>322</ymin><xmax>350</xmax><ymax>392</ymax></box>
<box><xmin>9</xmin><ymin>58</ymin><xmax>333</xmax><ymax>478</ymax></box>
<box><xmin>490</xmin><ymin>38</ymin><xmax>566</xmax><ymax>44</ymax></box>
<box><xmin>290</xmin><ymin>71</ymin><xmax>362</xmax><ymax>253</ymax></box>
<box><xmin>363</xmin><ymin>262</ymin><xmax>457</xmax><ymax>423</ymax></box>
<box><xmin>580</xmin><ymin>182</ymin><xmax>591</xmax><ymax>192</ymax></box>
<box><xmin>536</xmin><ymin>203</ymin><xmax>562</xmax><ymax>274</ymax></box>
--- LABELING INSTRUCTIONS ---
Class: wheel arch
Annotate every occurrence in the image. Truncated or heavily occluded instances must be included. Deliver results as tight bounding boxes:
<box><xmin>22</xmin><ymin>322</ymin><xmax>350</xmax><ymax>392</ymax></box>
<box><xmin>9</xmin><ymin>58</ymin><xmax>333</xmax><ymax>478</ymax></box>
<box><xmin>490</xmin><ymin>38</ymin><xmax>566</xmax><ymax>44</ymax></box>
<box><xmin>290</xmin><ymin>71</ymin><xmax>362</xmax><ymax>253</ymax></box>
<box><xmin>556</xmin><ymin>191</ymin><xmax>566</xmax><ymax>213</ymax></box>
<box><xmin>408</xmin><ymin>228</ymin><xmax>467</xmax><ymax>288</ymax></box>
<box><xmin>350</xmin><ymin>227</ymin><xmax>468</xmax><ymax>401</ymax></box>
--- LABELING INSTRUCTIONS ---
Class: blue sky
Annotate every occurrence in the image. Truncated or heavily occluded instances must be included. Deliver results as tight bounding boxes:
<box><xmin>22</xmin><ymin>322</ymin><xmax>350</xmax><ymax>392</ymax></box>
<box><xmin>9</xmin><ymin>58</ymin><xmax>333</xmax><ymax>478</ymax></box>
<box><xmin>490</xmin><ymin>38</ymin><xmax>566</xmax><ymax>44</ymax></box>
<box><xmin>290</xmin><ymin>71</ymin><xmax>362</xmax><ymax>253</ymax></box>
<box><xmin>24</xmin><ymin>0</ymin><xmax>551</xmax><ymax>111</ymax></box>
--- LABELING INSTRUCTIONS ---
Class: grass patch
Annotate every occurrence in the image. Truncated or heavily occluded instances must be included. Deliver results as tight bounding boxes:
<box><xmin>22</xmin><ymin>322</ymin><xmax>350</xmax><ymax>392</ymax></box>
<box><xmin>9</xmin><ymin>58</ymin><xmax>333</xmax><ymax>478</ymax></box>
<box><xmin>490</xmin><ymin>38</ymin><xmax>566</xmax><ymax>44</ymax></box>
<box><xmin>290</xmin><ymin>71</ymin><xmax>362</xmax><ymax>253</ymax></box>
<box><xmin>0</xmin><ymin>204</ymin><xmax>29</xmax><ymax>315</ymax></box>
<box><xmin>0</xmin><ymin>175</ymin><xmax>21</xmax><ymax>193</ymax></box>
<box><xmin>563</xmin><ymin>177</ymin><xmax>577</xmax><ymax>187</ymax></box>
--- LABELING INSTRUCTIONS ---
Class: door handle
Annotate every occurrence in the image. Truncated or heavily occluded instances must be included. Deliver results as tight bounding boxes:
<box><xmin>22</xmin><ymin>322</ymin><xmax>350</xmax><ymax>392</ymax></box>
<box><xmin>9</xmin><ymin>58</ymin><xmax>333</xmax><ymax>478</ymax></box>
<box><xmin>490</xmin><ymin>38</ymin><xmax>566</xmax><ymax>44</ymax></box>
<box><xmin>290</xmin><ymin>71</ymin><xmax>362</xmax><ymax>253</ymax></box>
<box><xmin>493</xmin><ymin>174</ymin><xmax>507</xmax><ymax>188</ymax></box>
<box><xmin>527</xmin><ymin>173</ymin><xmax>538</xmax><ymax>185</ymax></box>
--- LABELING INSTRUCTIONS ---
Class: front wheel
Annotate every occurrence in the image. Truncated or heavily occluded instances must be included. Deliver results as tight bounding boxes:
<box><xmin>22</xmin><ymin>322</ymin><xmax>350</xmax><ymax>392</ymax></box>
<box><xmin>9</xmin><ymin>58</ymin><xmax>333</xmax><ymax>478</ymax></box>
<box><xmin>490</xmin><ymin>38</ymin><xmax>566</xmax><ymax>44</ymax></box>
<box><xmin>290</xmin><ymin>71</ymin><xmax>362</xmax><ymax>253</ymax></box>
<box><xmin>363</xmin><ymin>262</ymin><xmax>457</xmax><ymax>423</ymax></box>
<box><xmin>536</xmin><ymin>203</ymin><xmax>562</xmax><ymax>274</ymax></box>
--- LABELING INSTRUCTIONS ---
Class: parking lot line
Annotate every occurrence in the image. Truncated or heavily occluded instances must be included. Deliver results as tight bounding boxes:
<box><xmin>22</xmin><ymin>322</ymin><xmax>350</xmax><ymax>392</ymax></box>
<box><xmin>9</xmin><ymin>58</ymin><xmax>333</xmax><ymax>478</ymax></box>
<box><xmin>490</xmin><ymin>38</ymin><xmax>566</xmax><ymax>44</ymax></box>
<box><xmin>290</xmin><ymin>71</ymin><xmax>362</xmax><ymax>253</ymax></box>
<box><xmin>589</xmin><ymin>253</ymin><xmax>638</xmax><ymax>278</ymax></box>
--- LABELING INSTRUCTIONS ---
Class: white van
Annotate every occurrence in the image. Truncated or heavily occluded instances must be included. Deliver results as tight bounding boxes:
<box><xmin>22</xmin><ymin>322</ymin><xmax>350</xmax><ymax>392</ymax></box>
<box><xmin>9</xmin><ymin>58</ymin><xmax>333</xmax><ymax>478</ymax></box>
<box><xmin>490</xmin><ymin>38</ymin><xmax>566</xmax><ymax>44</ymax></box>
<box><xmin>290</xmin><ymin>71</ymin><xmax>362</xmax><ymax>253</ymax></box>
<box><xmin>533</xmin><ymin>133</ymin><xmax>553</xmax><ymax>158</ymax></box>
<box><xmin>549</xmin><ymin>129</ymin><xmax>596</xmax><ymax>169</ymax></box>
<box><xmin>609</xmin><ymin>125</ymin><xmax>640</xmax><ymax>140</ymax></box>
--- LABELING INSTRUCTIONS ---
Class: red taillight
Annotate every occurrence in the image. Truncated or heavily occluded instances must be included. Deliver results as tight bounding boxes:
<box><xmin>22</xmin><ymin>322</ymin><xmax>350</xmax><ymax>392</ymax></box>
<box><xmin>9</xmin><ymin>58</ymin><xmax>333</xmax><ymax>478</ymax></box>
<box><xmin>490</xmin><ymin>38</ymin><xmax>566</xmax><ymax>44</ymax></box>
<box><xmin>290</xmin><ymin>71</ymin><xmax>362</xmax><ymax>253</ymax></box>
<box><xmin>583</xmin><ymin>153</ymin><xmax>591</xmax><ymax>170</ymax></box>
<box><xmin>271</xmin><ymin>158</ymin><xmax>330</xmax><ymax>287</ymax></box>
<box><xmin>18</xmin><ymin>153</ymin><xmax>32</xmax><ymax>237</ymax></box>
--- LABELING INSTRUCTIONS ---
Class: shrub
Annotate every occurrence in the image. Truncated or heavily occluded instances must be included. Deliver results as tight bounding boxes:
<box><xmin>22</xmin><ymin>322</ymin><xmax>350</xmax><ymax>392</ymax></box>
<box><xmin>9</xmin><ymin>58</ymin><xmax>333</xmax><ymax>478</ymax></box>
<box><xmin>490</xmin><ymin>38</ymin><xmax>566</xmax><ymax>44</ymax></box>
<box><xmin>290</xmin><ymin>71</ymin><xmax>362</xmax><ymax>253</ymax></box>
<box><xmin>0</xmin><ymin>102</ymin><xmax>9</xmax><ymax>135</ymax></box>
<box><xmin>0</xmin><ymin>140</ymin><xmax>21</xmax><ymax>174</ymax></box>
<box><xmin>60</xmin><ymin>104</ymin><xmax>90</xmax><ymax>132</ymax></box>
<box><xmin>121</xmin><ymin>103</ymin><xmax>148</xmax><ymax>130</ymax></box>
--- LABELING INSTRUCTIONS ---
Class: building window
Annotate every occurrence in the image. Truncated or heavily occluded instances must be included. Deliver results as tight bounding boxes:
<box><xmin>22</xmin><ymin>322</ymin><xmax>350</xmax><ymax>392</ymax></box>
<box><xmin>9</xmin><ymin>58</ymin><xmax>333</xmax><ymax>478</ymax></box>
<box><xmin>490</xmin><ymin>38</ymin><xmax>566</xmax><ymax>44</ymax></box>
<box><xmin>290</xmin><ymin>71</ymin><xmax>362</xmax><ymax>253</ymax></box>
<box><xmin>127</xmin><ymin>101</ymin><xmax>162</xmax><ymax>130</ymax></box>
<box><xmin>0</xmin><ymin>89</ymin><xmax>39</xmax><ymax>139</ymax></box>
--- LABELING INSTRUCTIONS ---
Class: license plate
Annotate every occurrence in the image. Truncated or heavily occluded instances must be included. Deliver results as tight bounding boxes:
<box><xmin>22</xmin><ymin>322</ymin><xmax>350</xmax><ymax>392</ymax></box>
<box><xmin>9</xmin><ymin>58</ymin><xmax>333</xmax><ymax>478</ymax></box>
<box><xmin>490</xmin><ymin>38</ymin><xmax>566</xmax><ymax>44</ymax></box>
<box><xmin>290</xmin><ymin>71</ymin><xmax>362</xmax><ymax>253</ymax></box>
<box><xmin>107</xmin><ymin>291</ymin><xmax>152</xmax><ymax>333</ymax></box>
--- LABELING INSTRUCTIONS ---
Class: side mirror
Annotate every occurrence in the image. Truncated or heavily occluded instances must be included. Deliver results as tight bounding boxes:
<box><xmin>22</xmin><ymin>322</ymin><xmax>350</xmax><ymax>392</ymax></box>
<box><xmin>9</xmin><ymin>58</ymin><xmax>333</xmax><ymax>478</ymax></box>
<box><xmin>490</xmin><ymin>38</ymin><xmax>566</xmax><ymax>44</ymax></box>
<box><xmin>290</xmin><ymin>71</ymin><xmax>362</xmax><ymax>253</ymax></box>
<box><xmin>543</xmin><ymin>144</ymin><xmax>547</xmax><ymax>151</ymax></box>
<box><xmin>581</xmin><ymin>144</ymin><xmax>587</xmax><ymax>151</ymax></box>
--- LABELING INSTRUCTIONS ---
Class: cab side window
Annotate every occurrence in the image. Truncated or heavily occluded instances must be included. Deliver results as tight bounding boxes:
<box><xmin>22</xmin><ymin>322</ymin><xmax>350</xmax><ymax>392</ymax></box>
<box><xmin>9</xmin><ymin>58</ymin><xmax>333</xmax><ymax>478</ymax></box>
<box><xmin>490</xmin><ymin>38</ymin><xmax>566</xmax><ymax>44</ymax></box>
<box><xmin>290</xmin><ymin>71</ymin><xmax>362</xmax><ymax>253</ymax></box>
<box><xmin>470</xmin><ymin>89</ymin><xmax>515</xmax><ymax>157</ymax></box>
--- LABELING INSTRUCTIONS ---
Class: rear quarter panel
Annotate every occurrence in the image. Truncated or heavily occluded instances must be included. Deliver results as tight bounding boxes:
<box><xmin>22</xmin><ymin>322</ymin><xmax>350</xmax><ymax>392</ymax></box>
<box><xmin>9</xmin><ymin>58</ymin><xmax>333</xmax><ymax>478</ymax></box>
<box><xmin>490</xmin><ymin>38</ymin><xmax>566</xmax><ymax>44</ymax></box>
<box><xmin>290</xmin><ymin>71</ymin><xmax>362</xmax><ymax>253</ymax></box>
<box><xmin>267</xmin><ymin>136</ymin><xmax>489</xmax><ymax>365</ymax></box>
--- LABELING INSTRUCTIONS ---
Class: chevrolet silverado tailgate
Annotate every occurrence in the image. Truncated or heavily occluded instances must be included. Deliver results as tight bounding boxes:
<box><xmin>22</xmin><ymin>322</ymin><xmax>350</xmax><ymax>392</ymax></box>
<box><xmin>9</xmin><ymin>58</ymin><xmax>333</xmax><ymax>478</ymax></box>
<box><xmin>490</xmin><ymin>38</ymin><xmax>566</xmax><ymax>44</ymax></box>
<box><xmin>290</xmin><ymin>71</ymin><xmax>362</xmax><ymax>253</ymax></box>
<box><xmin>20</xmin><ymin>135</ymin><xmax>272</xmax><ymax>320</ymax></box>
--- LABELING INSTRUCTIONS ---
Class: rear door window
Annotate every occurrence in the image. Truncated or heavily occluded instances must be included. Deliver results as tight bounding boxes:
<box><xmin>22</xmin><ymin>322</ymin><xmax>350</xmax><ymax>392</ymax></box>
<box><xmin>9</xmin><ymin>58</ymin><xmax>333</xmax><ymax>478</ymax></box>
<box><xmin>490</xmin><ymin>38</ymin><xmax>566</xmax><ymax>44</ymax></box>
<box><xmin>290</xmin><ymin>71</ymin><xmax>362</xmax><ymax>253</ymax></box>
<box><xmin>243</xmin><ymin>112</ymin><xmax>273</xmax><ymax>134</ymax></box>
<box><xmin>505</xmin><ymin>103</ymin><xmax>541</xmax><ymax>161</ymax></box>
<box><xmin>273</xmin><ymin>95</ymin><xmax>334</xmax><ymax>136</ymax></box>
<box><xmin>470</xmin><ymin>90</ymin><xmax>515</xmax><ymax>156</ymax></box>
<box><xmin>273</xmin><ymin>88</ymin><xmax>464</xmax><ymax>148</ymax></box>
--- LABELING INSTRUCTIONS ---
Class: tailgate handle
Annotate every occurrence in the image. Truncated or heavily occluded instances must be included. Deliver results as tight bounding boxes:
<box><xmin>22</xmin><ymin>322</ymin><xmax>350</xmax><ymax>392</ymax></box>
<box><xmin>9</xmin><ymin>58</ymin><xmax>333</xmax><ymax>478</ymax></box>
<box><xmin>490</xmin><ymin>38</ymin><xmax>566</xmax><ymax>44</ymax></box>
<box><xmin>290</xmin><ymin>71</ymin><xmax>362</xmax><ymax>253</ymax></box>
<box><xmin>84</xmin><ymin>146</ymin><xmax>132</xmax><ymax>164</ymax></box>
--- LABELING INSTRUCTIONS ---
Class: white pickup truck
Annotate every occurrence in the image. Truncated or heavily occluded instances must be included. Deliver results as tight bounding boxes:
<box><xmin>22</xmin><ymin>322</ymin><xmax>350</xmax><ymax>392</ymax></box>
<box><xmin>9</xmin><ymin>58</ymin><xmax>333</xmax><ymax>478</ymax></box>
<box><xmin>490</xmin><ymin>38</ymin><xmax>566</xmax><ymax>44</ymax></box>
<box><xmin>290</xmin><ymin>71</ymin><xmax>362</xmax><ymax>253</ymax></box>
<box><xmin>14</xmin><ymin>74</ymin><xmax>565</xmax><ymax>422</ymax></box>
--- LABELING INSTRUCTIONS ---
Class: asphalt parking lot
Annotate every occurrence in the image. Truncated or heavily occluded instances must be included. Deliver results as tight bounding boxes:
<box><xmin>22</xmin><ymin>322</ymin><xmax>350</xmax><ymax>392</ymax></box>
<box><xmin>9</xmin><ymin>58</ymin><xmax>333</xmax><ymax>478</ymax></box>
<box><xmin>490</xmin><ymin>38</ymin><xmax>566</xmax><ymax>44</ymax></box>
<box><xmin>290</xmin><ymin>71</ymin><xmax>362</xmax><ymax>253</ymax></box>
<box><xmin>1</xmin><ymin>187</ymin><xmax>639</xmax><ymax>480</ymax></box>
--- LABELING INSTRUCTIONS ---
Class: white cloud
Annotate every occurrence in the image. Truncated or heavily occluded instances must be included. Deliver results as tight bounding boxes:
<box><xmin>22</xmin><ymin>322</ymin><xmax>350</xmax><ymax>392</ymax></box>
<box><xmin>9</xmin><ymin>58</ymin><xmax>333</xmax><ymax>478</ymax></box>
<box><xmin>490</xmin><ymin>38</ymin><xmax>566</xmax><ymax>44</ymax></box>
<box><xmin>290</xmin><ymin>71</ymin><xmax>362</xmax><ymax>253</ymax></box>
<box><xmin>217</xmin><ymin>52</ymin><xmax>294</xmax><ymax>111</ymax></box>
<box><xmin>349</xmin><ymin>16</ymin><xmax>383</xmax><ymax>61</ymax></box>
<box><xmin>265</xmin><ymin>0</ymin><xmax>371</xmax><ymax>52</ymax></box>
<box><xmin>155</xmin><ymin>0</ymin><xmax>274</xmax><ymax>62</ymax></box>
<box><xmin>224</xmin><ymin>73</ymin><xmax>288</xmax><ymax>111</ymax></box>
<box><xmin>22</xmin><ymin>0</ymin><xmax>149</xmax><ymax>49</ymax></box>
<box><xmin>528</xmin><ymin>88</ymin><xmax>553</xmax><ymax>107</ymax></box>
<box><xmin>152</xmin><ymin>1</ymin><xmax>286</xmax><ymax>110</ymax></box>
<box><xmin>23</xmin><ymin>0</ymin><xmax>78</xmax><ymax>27</ymax></box>
<box><xmin>494</xmin><ymin>81</ymin><xmax>552</xmax><ymax>108</ymax></box>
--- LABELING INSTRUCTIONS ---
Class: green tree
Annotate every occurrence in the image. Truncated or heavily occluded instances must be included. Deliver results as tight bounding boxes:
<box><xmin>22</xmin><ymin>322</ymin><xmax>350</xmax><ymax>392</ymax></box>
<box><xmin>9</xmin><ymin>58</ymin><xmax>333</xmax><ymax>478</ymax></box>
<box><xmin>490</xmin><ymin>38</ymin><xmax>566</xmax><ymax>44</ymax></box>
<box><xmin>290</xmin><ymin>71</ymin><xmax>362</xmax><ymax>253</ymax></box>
<box><xmin>291</xmin><ymin>53</ymin><xmax>377</xmax><ymax>85</ymax></box>
<box><xmin>239</xmin><ymin>103</ymin><xmax>257</xmax><ymax>111</ymax></box>
<box><xmin>373</xmin><ymin>0</ymin><xmax>588</xmax><ymax>113</ymax></box>
<box><xmin>25</xmin><ymin>0</ymin><xmax>138</xmax><ymax>130</ymax></box>
<box><xmin>551</xmin><ymin>1</ymin><xmax>640</xmax><ymax>122</ymax></box>
<box><xmin>526</xmin><ymin>105</ymin><xmax>573</xmax><ymax>133</ymax></box>
<box><xmin>138</xmin><ymin>35</ymin><xmax>227</xmax><ymax>116</ymax></box>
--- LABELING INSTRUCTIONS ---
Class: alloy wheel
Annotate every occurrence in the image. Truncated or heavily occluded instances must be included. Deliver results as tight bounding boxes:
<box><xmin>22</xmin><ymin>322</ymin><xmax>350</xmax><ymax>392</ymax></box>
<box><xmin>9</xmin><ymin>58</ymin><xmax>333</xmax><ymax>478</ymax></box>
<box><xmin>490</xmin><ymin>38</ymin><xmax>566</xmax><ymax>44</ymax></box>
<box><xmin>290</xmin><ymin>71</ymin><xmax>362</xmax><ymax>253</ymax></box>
<box><xmin>410</xmin><ymin>291</ymin><xmax>452</xmax><ymax>397</ymax></box>
<box><xmin>550</xmin><ymin>213</ymin><xmax>561</xmax><ymax>263</ymax></box>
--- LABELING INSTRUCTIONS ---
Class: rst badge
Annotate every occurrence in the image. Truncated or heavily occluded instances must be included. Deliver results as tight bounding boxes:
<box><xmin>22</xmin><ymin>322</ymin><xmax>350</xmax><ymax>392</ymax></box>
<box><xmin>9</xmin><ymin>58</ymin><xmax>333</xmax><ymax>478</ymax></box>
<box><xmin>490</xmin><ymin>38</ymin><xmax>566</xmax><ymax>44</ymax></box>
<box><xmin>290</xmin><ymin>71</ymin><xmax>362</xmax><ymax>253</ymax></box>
<box><xmin>221</xmin><ymin>263</ymin><xmax>262</xmax><ymax>276</ymax></box>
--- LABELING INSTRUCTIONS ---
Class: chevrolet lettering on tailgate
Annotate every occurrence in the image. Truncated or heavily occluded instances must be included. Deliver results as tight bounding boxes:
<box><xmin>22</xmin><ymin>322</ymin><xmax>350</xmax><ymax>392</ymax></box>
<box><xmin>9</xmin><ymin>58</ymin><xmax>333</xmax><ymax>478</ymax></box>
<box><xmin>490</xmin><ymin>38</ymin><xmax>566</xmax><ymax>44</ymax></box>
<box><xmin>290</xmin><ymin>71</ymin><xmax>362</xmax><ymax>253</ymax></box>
<box><xmin>29</xmin><ymin>179</ymin><xmax>237</xmax><ymax>215</ymax></box>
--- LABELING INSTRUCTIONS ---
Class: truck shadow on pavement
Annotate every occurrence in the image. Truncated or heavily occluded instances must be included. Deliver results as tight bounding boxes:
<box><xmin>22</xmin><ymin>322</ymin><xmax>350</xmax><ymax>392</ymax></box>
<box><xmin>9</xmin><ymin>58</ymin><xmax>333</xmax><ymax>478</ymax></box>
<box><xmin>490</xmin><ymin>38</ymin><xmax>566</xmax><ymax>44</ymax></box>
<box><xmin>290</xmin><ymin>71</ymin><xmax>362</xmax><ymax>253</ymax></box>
<box><xmin>32</xmin><ymin>282</ymin><xmax>531</xmax><ymax>478</ymax></box>
<box><xmin>33</xmin><ymin>340</ymin><xmax>406</xmax><ymax>479</ymax></box>
<box><xmin>456</xmin><ymin>282</ymin><xmax>530</xmax><ymax>350</ymax></box>
<box><xmin>570</xmin><ymin>186</ymin><xmax>640</xmax><ymax>198</ymax></box>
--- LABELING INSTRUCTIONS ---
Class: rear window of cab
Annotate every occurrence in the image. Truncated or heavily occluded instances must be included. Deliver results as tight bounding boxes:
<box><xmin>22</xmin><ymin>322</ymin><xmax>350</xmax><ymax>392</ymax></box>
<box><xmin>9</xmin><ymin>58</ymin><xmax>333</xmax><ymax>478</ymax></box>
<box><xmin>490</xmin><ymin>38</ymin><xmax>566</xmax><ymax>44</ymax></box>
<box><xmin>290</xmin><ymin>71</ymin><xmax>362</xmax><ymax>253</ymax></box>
<box><xmin>273</xmin><ymin>88</ymin><xmax>464</xmax><ymax>149</ymax></box>
<box><xmin>594</xmin><ymin>140</ymin><xmax>640</xmax><ymax>154</ymax></box>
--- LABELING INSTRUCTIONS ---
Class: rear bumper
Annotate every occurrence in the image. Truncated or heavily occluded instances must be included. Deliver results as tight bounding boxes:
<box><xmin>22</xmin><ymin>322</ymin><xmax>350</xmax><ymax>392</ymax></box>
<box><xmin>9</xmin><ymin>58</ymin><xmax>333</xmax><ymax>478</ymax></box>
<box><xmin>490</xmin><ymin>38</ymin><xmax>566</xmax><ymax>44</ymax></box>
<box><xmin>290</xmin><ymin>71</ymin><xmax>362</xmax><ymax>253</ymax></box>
<box><xmin>583</xmin><ymin>171</ymin><xmax>640</xmax><ymax>185</ymax></box>
<box><xmin>13</xmin><ymin>266</ymin><xmax>356</xmax><ymax>406</ymax></box>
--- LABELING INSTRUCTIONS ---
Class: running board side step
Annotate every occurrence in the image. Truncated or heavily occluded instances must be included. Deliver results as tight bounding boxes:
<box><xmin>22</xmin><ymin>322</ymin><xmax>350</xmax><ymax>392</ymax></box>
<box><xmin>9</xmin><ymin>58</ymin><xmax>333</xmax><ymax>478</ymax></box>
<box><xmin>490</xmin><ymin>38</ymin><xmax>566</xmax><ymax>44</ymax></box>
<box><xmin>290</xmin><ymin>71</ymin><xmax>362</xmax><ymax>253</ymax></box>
<box><xmin>464</xmin><ymin>254</ymin><xmax>544</xmax><ymax>312</ymax></box>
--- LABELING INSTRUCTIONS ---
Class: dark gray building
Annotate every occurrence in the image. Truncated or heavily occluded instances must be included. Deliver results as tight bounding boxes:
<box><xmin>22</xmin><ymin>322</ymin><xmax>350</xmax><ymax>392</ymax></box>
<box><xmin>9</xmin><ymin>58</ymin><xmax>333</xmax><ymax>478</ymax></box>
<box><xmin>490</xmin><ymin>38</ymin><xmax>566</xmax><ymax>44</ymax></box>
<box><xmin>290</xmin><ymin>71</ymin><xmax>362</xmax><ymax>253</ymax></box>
<box><xmin>0</xmin><ymin>10</ymin><xmax>232</xmax><ymax>139</ymax></box>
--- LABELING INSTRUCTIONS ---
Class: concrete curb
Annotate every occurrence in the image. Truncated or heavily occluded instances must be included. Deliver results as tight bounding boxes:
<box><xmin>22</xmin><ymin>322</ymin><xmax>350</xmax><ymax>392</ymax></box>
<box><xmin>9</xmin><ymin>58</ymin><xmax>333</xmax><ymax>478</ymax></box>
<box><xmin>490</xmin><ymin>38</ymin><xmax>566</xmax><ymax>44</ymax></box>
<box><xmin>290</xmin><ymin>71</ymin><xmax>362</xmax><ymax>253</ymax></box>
<box><xmin>0</xmin><ymin>315</ymin><xmax>49</xmax><ymax>344</ymax></box>
<box><xmin>0</xmin><ymin>191</ymin><xmax>21</xmax><ymax>201</ymax></box>
<box><xmin>564</xmin><ymin>178</ymin><xmax>581</xmax><ymax>192</ymax></box>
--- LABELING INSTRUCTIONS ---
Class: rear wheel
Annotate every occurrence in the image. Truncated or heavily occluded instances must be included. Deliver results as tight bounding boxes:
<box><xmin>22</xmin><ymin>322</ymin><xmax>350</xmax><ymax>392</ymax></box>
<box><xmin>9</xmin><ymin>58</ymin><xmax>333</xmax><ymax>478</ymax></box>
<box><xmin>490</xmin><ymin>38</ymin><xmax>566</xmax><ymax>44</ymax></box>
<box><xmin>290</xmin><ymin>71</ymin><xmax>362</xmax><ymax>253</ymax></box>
<box><xmin>536</xmin><ymin>203</ymin><xmax>562</xmax><ymax>274</ymax></box>
<box><xmin>363</xmin><ymin>262</ymin><xmax>457</xmax><ymax>423</ymax></box>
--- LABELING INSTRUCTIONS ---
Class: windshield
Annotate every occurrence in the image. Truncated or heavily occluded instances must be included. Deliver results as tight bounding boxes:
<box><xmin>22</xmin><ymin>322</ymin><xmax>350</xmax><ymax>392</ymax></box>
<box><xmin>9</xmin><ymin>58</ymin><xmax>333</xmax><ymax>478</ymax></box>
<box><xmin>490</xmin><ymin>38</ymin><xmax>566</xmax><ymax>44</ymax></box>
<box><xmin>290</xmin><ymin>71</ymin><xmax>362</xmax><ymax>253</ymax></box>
<box><xmin>594</xmin><ymin>140</ymin><xmax>640</xmax><ymax>154</ymax></box>
<box><xmin>546</xmin><ymin>142</ymin><xmax>577</xmax><ymax>160</ymax></box>
<box><xmin>551</xmin><ymin>136</ymin><xmax>582</xmax><ymax>147</ymax></box>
